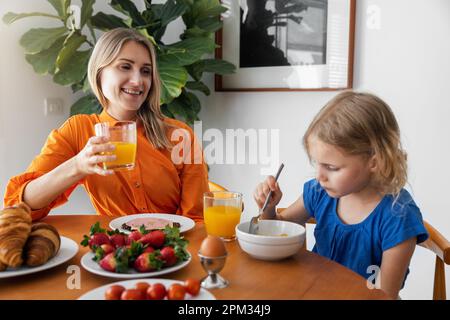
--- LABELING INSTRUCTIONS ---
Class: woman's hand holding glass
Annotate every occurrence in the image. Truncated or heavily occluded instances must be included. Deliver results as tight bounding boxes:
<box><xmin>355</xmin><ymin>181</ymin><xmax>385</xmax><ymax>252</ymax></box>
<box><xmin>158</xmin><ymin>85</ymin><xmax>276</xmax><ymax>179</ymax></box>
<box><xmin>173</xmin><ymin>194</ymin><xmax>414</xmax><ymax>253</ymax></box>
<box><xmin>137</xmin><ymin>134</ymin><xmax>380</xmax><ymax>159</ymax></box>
<box><xmin>75</xmin><ymin>136</ymin><xmax>116</xmax><ymax>176</ymax></box>
<box><xmin>253</xmin><ymin>176</ymin><xmax>283</xmax><ymax>219</ymax></box>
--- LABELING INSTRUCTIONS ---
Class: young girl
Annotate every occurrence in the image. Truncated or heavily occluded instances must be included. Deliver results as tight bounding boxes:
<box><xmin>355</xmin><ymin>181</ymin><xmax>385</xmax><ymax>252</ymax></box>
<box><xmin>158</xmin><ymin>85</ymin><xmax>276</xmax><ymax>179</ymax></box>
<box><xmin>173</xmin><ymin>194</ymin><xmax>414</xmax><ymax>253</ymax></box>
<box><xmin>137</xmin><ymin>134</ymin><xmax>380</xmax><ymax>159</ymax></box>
<box><xmin>253</xmin><ymin>91</ymin><xmax>428</xmax><ymax>299</ymax></box>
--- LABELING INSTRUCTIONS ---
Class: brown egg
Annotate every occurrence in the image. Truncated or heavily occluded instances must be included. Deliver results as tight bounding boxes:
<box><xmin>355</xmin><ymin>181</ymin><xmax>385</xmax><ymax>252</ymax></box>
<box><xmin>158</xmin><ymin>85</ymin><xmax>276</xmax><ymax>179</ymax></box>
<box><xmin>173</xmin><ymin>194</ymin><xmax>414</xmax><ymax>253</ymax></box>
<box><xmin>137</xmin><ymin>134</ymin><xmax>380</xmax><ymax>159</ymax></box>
<box><xmin>199</xmin><ymin>235</ymin><xmax>227</xmax><ymax>257</ymax></box>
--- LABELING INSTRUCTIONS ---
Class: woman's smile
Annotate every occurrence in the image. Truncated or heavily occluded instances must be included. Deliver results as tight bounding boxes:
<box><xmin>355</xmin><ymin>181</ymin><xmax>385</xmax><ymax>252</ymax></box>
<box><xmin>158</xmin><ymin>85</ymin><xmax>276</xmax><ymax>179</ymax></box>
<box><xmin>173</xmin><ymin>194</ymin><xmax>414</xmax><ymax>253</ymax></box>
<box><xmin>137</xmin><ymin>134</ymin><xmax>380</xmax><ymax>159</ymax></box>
<box><xmin>100</xmin><ymin>40</ymin><xmax>152</xmax><ymax>119</ymax></box>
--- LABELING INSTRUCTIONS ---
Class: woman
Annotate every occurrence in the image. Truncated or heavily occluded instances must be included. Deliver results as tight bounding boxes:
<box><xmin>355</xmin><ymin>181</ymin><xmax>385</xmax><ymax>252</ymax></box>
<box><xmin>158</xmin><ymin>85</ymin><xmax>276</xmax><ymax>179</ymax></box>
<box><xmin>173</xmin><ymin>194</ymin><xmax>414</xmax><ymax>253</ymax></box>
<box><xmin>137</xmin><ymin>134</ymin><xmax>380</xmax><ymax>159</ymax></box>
<box><xmin>4</xmin><ymin>28</ymin><xmax>209</xmax><ymax>222</ymax></box>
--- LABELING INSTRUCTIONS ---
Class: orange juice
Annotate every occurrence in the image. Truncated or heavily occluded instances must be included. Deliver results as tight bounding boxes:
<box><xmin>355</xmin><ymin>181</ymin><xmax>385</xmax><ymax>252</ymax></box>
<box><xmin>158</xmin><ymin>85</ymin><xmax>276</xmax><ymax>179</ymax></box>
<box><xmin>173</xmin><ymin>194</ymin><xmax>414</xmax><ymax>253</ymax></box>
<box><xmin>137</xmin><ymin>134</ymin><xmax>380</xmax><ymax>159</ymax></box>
<box><xmin>103</xmin><ymin>141</ymin><xmax>137</xmax><ymax>170</ymax></box>
<box><xmin>204</xmin><ymin>205</ymin><xmax>242</xmax><ymax>240</ymax></box>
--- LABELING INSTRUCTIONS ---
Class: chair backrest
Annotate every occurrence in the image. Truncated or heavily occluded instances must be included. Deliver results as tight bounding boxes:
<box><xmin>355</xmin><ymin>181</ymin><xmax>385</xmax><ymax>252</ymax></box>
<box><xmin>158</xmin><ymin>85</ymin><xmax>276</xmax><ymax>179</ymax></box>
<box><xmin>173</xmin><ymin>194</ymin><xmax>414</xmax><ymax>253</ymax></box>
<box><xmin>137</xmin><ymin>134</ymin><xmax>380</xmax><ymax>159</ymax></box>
<box><xmin>208</xmin><ymin>181</ymin><xmax>245</xmax><ymax>212</ymax></box>
<box><xmin>208</xmin><ymin>181</ymin><xmax>228</xmax><ymax>192</ymax></box>
<box><xmin>276</xmin><ymin>208</ymin><xmax>450</xmax><ymax>300</ymax></box>
<box><xmin>419</xmin><ymin>221</ymin><xmax>450</xmax><ymax>300</ymax></box>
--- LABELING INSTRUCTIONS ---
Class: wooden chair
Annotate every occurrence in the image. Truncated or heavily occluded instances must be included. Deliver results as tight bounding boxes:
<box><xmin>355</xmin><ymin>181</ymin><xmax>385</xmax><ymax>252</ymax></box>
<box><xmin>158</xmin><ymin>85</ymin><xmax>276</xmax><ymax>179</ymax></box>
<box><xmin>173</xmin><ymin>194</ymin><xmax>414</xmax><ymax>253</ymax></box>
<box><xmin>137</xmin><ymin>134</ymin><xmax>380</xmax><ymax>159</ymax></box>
<box><xmin>208</xmin><ymin>181</ymin><xmax>245</xmax><ymax>212</ymax></box>
<box><xmin>208</xmin><ymin>181</ymin><xmax>228</xmax><ymax>192</ymax></box>
<box><xmin>276</xmin><ymin>208</ymin><xmax>450</xmax><ymax>300</ymax></box>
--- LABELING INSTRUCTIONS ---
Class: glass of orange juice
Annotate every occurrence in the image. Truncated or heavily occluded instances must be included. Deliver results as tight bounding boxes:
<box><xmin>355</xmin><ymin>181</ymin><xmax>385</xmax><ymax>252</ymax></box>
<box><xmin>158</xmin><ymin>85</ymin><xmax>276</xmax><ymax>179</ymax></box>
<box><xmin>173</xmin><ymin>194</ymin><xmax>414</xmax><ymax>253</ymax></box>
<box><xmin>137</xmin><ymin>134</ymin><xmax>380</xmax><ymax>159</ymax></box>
<box><xmin>94</xmin><ymin>121</ymin><xmax>137</xmax><ymax>171</ymax></box>
<box><xmin>204</xmin><ymin>191</ymin><xmax>243</xmax><ymax>241</ymax></box>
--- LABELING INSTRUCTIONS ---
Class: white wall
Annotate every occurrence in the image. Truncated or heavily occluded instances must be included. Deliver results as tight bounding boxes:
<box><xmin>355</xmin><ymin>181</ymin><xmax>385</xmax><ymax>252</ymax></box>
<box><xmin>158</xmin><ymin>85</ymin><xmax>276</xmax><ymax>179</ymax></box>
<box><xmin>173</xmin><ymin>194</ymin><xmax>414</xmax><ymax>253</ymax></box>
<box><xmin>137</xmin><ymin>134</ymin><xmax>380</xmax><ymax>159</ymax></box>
<box><xmin>0</xmin><ymin>0</ymin><xmax>449</xmax><ymax>299</ymax></box>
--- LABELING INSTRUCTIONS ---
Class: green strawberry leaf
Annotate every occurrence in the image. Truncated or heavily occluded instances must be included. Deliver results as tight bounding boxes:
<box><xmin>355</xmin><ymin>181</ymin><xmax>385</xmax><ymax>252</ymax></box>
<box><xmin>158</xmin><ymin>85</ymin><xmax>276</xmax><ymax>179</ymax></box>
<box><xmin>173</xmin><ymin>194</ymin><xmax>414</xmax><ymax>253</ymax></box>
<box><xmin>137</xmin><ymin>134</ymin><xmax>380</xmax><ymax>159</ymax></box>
<box><xmin>149</xmin><ymin>251</ymin><xmax>164</xmax><ymax>270</ymax></box>
<box><xmin>139</xmin><ymin>224</ymin><xmax>150</xmax><ymax>235</ymax></box>
<box><xmin>106</xmin><ymin>228</ymin><xmax>124</xmax><ymax>236</ymax></box>
<box><xmin>80</xmin><ymin>235</ymin><xmax>90</xmax><ymax>247</ymax></box>
<box><xmin>89</xmin><ymin>221</ymin><xmax>106</xmax><ymax>235</ymax></box>
<box><xmin>174</xmin><ymin>244</ymin><xmax>189</xmax><ymax>262</ymax></box>
<box><xmin>93</xmin><ymin>246</ymin><xmax>105</xmax><ymax>262</ymax></box>
<box><xmin>127</xmin><ymin>241</ymin><xmax>144</xmax><ymax>259</ymax></box>
<box><xmin>114</xmin><ymin>247</ymin><xmax>130</xmax><ymax>273</ymax></box>
<box><xmin>163</xmin><ymin>225</ymin><xmax>189</xmax><ymax>248</ymax></box>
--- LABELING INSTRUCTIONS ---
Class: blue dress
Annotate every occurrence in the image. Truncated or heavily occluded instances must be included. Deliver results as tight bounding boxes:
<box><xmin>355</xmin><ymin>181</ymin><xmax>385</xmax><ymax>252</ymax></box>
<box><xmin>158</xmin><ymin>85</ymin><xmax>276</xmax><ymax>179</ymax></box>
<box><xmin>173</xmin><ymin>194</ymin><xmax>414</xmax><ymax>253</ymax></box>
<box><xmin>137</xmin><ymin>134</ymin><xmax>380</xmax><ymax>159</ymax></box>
<box><xmin>303</xmin><ymin>179</ymin><xmax>429</xmax><ymax>283</ymax></box>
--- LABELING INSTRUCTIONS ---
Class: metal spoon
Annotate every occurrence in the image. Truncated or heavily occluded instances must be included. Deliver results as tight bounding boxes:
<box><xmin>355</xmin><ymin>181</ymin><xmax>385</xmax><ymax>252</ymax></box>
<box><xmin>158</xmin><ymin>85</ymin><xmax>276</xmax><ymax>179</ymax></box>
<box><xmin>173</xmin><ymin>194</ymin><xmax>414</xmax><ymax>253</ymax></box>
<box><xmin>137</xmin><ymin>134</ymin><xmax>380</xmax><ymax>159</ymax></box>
<box><xmin>248</xmin><ymin>163</ymin><xmax>284</xmax><ymax>234</ymax></box>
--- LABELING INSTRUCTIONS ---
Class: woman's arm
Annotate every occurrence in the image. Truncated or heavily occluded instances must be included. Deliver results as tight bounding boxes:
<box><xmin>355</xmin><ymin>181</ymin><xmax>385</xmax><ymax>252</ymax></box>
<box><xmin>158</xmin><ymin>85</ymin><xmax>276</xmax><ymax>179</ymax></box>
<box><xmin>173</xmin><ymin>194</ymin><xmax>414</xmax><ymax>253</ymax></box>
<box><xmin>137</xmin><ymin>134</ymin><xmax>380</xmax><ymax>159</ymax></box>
<box><xmin>23</xmin><ymin>136</ymin><xmax>116</xmax><ymax>210</ymax></box>
<box><xmin>379</xmin><ymin>237</ymin><xmax>417</xmax><ymax>299</ymax></box>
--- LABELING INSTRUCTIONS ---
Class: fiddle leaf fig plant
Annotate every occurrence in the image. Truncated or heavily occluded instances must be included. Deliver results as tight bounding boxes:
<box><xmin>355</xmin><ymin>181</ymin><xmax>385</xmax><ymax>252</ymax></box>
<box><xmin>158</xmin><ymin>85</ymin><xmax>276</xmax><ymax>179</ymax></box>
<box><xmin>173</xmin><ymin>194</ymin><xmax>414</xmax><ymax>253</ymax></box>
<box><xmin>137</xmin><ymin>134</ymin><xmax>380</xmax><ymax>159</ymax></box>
<box><xmin>3</xmin><ymin>0</ymin><xmax>235</xmax><ymax>125</ymax></box>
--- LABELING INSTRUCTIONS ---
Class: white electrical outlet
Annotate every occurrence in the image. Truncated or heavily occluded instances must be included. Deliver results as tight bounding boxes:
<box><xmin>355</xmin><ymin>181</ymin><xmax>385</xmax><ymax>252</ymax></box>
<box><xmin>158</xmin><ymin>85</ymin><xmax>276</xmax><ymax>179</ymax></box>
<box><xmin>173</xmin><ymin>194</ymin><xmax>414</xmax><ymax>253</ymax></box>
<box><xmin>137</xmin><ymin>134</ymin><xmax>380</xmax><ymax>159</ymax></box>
<box><xmin>44</xmin><ymin>98</ymin><xmax>64</xmax><ymax>116</ymax></box>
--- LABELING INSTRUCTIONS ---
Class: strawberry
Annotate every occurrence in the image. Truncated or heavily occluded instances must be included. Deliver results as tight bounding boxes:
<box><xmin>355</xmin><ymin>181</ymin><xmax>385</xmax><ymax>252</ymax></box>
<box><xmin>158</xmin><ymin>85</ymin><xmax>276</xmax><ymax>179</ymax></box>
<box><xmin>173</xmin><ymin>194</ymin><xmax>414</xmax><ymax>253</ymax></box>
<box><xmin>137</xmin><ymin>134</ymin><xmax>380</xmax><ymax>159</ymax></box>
<box><xmin>101</xmin><ymin>244</ymin><xmax>115</xmax><ymax>255</ymax></box>
<box><xmin>143</xmin><ymin>246</ymin><xmax>155</xmax><ymax>254</ymax></box>
<box><xmin>98</xmin><ymin>248</ymin><xmax>129</xmax><ymax>273</ymax></box>
<box><xmin>99</xmin><ymin>253</ymin><xmax>117</xmax><ymax>272</ymax></box>
<box><xmin>140</xmin><ymin>230</ymin><xmax>165</xmax><ymax>248</ymax></box>
<box><xmin>109</xmin><ymin>234</ymin><xmax>127</xmax><ymax>248</ymax></box>
<box><xmin>127</xmin><ymin>231</ymin><xmax>143</xmax><ymax>244</ymax></box>
<box><xmin>133</xmin><ymin>252</ymin><xmax>164</xmax><ymax>272</ymax></box>
<box><xmin>160</xmin><ymin>246</ymin><xmax>177</xmax><ymax>267</ymax></box>
<box><xmin>93</xmin><ymin>244</ymin><xmax>115</xmax><ymax>262</ymax></box>
<box><xmin>88</xmin><ymin>233</ymin><xmax>111</xmax><ymax>249</ymax></box>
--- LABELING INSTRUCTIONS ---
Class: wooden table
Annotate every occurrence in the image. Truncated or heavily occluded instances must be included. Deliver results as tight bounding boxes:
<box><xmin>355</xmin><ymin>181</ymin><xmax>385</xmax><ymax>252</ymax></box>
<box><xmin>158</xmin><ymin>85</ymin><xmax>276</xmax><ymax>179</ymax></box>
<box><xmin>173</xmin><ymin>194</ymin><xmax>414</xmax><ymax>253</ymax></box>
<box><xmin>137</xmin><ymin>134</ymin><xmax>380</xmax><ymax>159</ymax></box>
<box><xmin>0</xmin><ymin>215</ymin><xmax>388</xmax><ymax>300</ymax></box>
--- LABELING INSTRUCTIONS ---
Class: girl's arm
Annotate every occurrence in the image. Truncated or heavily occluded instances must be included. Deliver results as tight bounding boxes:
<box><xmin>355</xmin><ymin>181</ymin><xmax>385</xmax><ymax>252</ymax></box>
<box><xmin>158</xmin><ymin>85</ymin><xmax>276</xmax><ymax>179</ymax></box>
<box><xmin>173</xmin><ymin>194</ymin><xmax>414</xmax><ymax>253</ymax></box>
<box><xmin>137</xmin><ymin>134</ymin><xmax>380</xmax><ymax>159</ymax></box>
<box><xmin>379</xmin><ymin>237</ymin><xmax>417</xmax><ymax>299</ymax></box>
<box><xmin>254</xmin><ymin>175</ymin><xmax>311</xmax><ymax>226</ymax></box>
<box><xmin>274</xmin><ymin>196</ymin><xmax>311</xmax><ymax>226</ymax></box>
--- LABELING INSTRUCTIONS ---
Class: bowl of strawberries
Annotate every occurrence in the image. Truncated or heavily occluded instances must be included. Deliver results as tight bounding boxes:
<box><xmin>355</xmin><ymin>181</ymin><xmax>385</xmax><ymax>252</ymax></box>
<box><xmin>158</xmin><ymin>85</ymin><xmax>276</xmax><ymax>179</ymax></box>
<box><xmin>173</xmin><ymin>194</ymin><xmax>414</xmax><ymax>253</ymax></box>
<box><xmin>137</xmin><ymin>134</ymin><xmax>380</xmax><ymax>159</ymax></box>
<box><xmin>80</xmin><ymin>222</ymin><xmax>191</xmax><ymax>278</ymax></box>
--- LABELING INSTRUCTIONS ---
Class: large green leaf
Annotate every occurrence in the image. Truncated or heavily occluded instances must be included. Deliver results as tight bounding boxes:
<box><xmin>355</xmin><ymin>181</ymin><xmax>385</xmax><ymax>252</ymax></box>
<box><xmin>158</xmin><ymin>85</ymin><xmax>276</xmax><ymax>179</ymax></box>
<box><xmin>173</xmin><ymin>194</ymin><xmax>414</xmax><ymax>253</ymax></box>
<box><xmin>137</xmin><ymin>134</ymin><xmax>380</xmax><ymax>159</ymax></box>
<box><xmin>80</xmin><ymin>0</ymin><xmax>95</xmax><ymax>28</ymax></box>
<box><xmin>188</xmin><ymin>58</ymin><xmax>235</xmax><ymax>80</ymax></box>
<box><xmin>2</xmin><ymin>12</ymin><xmax>61</xmax><ymax>24</ymax></box>
<box><xmin>182</xmin><ymin>0</ymin><xmax>225</xmax><ymax>27</ymax></box>
<box><xmin>158</xmin><ymin>63</ymin><xmax>188</xmax><ymax>104</ymax></box>
<box><xmin>185</xmin><ymin>80</ymin><xmax>210</xmax><ymax>96</ymax></box>
<box><xmin>70</xmin><ymin>94</ymin><xmax>102</xmax><ymax>115</ymax></box>
<box><xmin>158</xmin><ymin>0</ymin><xmax>189</xmax><ymax>28</ymax></box>
<box><xmin>193</xmin><ymin>0</ymin><xmax>227</xmax><ymax>19</ymax></box>
<box><xmin>167</xmin><ymin>98</ymin><xmax>188</xmax><ymax>121</ymax></box>
<box><xmin>55</xmin><ymin>31</ymin><xmax>87</xmax><ymax>71</ymax></box>
<box><xmin>48</xmin><ymin>0</ymin><xmax>70</xmax><ymax>18</ymax></box>
<box><xmin>160</xmin><ymin>104</ymin><xmax>175</xmax><ymax>118</ymax></box>
<box><xmin>197</xmin><ymin>17</ymin><xmax>222</xmax><ymax>32</ymax></box>
<box><xmin>53</xmin><ymin>49</ymin><xmax>91</xmax><ymax>85</ymax></box>
<box><xmin>19</xmin><ymin>27</ymin><xmax>67</xmax><ymax>54</ymax></box>
<box><xmin>25</xmin><ymin>35</ymin><xmax>66</xmax><ymax>75</ymax></box>
<box><xmin>168</xmin><ymin>90</ymin><xmax>201</xmax><ymax>125</ymax></box>
<box><xmin>159</xmin><ymin>37</ymin><xmax>215</xmax><ymax>66</ymax></box>
<box><xmin>110</xmin><ymin>0</ymin><xmax>146</xmax><ymax>26</ymax></box>
<box><xmin>199</xmin><ymin>59</ymin><xmax>236</xmax><ymax>74</ymax></box>
<box><xmin>90</xmin><ymin>12</ymin><xmax>128</xmax><ymax>30</ymax></box>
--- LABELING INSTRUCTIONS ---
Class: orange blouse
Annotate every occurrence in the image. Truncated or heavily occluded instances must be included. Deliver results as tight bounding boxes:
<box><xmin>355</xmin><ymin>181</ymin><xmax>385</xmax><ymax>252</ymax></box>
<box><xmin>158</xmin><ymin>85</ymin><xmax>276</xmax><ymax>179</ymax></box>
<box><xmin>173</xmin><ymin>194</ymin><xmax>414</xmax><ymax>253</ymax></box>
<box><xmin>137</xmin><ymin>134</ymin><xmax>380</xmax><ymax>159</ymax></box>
<box><xmin>4</xmin><ymin>110</ymin><xmax>209</xmax><ymax>222</ymax></box>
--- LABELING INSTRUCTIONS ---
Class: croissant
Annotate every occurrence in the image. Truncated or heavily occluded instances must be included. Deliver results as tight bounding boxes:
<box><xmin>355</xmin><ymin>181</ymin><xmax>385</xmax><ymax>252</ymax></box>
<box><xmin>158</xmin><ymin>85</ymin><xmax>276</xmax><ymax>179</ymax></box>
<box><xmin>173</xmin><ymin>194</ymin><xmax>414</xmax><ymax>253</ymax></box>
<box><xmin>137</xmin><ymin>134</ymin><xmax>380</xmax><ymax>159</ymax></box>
<box><xmin>0</xmin><ymin>261</ymin><xmax>7</xmax><ymax>271</ymax></box>
<box><xmin>0</xmin><ymin>203</ymin><xmax>32</xmax><ymax>268</ymax></box>
<box><xmin>24</xmin><ymin>223</ymin><xmax>60</xmax><ymax>267</ymax></box>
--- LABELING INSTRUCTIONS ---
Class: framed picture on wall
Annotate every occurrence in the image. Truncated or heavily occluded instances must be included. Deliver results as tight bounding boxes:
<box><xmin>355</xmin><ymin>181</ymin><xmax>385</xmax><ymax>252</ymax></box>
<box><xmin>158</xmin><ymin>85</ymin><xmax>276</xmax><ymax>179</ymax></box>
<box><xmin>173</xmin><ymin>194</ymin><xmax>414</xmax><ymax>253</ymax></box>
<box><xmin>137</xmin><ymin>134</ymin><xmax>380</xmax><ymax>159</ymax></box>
<box><xmin>215</xmin><ymin>0</ymin><xmax>356</xmax><ymax>92</ymax></box>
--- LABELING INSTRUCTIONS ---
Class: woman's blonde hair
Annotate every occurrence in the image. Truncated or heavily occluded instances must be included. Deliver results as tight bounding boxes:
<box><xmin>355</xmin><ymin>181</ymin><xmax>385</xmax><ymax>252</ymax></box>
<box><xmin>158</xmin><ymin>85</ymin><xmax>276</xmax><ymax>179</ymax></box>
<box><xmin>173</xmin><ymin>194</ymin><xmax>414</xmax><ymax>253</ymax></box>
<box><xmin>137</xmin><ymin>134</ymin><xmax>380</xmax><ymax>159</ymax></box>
<box><xmin>303</xmin><ymin>91</ymin><xmax>407</xmax><ymax>195</ymax></box>
<box><xmin>88</xmin><ymin>27</ymin><xmax>172</xmax><ymax>149</ymax></box>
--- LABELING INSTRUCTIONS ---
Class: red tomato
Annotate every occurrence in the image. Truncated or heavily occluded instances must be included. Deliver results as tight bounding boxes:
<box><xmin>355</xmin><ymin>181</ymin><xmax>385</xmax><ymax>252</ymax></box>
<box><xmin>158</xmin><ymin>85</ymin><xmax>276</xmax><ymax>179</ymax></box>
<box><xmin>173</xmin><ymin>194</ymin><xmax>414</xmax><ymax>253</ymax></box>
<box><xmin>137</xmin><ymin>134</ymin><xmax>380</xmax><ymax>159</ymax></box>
<box><xmin>147</xmin><ymin>283</ymin><xmax>167</xmax><ymax>300</ymax></box>
<box><xmin>120</xmin><ymin>289</ymin><xmax>145</xmax><ymax>300</ymax></box>
<box><xmin>135</xmin><ymin>282</ymin><xmax>150</xmax><ymax>295</ymax></box>
<box><xmin>104</xmin><ymin>285</ymin><xmax>125</xmax><ymax>300</ymax></box>
<box><xmin>167</xmin><ymin>283</ymin><xmax>186</xmax><ymax>300</ymax></box>
<box><xmin>184</xmin><ymin>278</ymin><xmax>201</xmax><ymax>296</ymax></box>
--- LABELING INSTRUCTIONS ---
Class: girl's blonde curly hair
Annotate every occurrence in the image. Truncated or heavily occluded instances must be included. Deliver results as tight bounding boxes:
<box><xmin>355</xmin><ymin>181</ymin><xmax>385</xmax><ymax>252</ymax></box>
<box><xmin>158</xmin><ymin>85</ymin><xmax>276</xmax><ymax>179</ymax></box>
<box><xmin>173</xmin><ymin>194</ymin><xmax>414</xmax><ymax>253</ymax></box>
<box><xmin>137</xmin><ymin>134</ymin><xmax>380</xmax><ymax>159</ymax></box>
<box><xmin>303</xmin><ymin>91</ymin><xmax>408</xmax><ymax>196</ymax></box>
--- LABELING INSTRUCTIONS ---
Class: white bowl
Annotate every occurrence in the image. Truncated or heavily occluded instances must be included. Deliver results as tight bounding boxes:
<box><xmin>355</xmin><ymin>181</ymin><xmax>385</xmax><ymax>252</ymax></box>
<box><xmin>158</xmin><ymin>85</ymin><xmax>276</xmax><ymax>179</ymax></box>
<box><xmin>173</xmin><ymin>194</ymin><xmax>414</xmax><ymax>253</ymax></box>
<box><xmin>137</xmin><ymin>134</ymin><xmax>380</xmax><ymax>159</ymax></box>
<box><xmin>236</xmin><ymin>220</ymin><xmax>306</xmax><ymax>261</ymax></box>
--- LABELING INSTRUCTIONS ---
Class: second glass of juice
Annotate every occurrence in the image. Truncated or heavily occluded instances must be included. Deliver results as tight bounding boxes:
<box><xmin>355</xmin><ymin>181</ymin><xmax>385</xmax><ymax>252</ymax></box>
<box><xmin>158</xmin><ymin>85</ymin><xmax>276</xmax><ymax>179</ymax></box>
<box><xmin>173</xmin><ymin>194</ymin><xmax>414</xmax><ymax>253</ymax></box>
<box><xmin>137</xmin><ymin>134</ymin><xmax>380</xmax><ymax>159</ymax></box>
<box><xmin>94</xmin><ymin>121</ymin><xmax>137</xmax><ymax>170</ymax></box>
<box><xmin>204</xmin><ymin>191</ymin><xmax>243</xmax><ymax>241</ymax></box>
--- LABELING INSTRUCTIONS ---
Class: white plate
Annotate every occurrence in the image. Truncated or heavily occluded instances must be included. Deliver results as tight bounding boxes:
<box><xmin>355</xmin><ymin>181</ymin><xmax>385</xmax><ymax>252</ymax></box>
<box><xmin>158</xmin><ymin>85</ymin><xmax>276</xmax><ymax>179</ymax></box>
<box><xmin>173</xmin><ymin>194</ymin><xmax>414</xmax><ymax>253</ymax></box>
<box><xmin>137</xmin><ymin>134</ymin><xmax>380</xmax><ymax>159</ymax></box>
<box><xmin>78</xmin><ymin>278</ymin><xmax>215</xmax><ymax>300</ymax></box>
<box><xmin>80</xmin><ymin>251</ymin><xmax>191</xmax><ymax>279</ymax></box>
<box><xmin>0</xmin><ymin>236</ymin><xmax>78</xmax><ymax>279</ymax></box>
<box><xmin>109</xmin><ymin>213</ymin><xmax>195</xmax><ymax>234</ymax></box>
